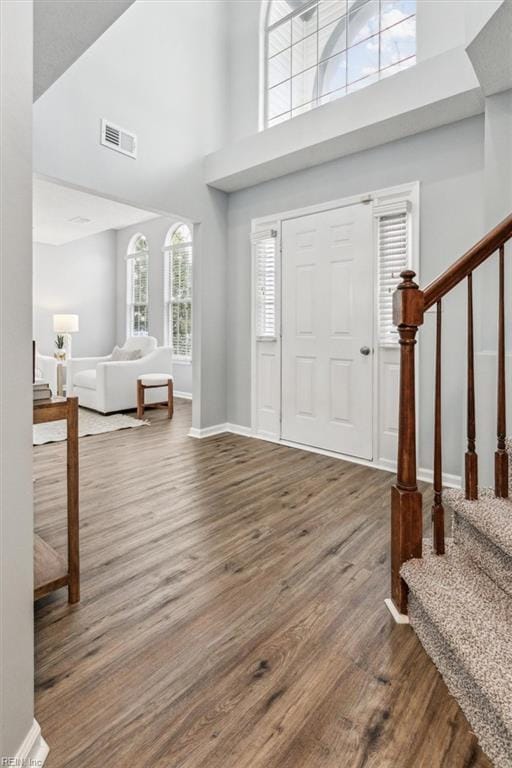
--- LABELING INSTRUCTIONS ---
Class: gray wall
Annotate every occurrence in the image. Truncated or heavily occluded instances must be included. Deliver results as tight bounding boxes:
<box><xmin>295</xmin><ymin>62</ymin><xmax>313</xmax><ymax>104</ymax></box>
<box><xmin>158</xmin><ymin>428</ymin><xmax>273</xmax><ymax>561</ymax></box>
<box><xmin>33</xmin><ymin>0</ymin><xmax>229</xmax><ymax>428</ymax></box>
<box><xmin>475</xmin><ymin>89</ymin><xmax>512</xmax><ymax>484</ymax></box>
<box><xmin>33</xmin><ymin>230</ymin><xmax>117</xmax><ymax>357</ymax></box>
<box><xmin>0</xmin><ymin>0</ymin><xmax>36</xmax><ymax>759</ymax></box>
<box><xmin>116</xmin><ymin>216</ymin><xmax>192</xmax><ymax>397</ymax></box>
<box><xmin>227</xmin><ymin>115</ymin><xmax>486</xmax><ymax>476</ymax></box>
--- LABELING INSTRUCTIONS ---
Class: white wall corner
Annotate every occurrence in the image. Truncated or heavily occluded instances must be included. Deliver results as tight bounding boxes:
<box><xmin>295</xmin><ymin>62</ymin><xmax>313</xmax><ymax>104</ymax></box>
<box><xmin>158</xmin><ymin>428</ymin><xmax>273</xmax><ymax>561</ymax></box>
<box><xmin>15</xmin><ymin>720</ymin><xmax>49</xmax><ymax>766</ymax></box>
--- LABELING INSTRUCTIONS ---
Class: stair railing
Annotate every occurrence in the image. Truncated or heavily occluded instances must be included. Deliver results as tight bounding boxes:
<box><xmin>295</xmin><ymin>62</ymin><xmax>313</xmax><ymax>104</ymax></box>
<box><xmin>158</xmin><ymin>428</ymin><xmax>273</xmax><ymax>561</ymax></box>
<box><xmin>391</xmin><ymin>211</ymin><xmax>512</xmax><ymax>616</ymax></box>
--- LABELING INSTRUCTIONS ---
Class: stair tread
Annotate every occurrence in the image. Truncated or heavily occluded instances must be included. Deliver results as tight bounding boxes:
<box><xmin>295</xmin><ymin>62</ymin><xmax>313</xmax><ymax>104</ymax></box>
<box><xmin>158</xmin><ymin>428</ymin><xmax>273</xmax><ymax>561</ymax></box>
<box><xmin>401</xmin><ymin>542</ymin><xmax>512</xmax><ymax>731</ymax></box>
<box><xmin>445</xmin><ymin>488</ymin><xmax>512</xmax><ymax>558</ymax></box>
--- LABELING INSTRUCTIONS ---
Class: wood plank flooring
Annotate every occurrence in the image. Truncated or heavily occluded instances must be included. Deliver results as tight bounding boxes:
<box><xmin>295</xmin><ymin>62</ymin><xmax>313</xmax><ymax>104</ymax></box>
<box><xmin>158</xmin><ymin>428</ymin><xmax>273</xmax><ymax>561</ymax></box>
<box><xmin>34</xmin><ymin>400</ymin><xmax>491</xmax><ymax>768</ymax></box>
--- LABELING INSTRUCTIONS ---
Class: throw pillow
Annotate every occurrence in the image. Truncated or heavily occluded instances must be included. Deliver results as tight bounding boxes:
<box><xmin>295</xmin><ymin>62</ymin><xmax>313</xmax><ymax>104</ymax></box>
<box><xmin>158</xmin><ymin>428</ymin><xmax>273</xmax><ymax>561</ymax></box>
<box><xmin>111</xmin><ymin>345</ymin><xmax>143</xmax><ymax>361</ymax></box>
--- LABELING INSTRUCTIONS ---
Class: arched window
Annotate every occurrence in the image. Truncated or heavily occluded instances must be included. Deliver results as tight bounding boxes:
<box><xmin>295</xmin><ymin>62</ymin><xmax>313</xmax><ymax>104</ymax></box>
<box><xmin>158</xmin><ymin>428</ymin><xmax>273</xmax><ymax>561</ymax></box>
<box><xmin>264</xmin><ymin>0</ymin><xmax>416</xmax><ymax>127</ymax></box>
<box><xmin>164</xmin><ymin>223</ymin><xmax>193</xmax><ymax>360</ymax></box>
<box><xmin>126</xmin><ymin>233</ymin><xmax>149</xmax><ymax>337</ymax></box>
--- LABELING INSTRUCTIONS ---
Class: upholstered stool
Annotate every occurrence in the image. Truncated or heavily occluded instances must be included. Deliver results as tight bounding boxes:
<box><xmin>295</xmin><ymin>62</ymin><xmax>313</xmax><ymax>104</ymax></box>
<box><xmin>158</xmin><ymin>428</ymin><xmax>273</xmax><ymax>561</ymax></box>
<box><xmin>137</xmin><ymin>374</ymin><xmax>173</xmax><ymax>420</ymax></box>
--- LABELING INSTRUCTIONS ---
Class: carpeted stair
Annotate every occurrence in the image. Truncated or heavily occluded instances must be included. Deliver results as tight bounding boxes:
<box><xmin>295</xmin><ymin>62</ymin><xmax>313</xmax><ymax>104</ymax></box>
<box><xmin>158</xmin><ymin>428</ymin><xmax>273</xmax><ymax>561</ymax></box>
<box><xmin>400</xmin><ymin>444</ymin><xmax>512</xmax><ymax>767</ymax></box>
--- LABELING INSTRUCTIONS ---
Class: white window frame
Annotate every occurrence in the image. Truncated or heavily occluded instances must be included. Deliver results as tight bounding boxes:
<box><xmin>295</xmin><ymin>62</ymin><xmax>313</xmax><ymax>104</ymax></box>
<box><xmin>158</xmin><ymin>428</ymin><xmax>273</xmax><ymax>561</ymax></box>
<box><xmin>126</xmin><ymin>233</ymin><xmax>149</xmax><ymax>338</ymax></box>
<box><xmin>261</xmin><ymin>0</ymin><xmax>417</xmax><ymax>129</ymax></box>
<box><xmin>163</xmin><ymin>223</ymin><xmax>193</xmax><ymax>362</ymax></box>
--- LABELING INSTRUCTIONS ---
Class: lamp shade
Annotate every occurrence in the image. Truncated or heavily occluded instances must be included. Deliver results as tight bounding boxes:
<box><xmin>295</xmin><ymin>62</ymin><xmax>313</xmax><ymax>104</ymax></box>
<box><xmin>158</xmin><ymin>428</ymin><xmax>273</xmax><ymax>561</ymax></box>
<box><xmin>53</xmin><ymin>314</ymin><xmax>79</xmax><ymax>333</ymax></box>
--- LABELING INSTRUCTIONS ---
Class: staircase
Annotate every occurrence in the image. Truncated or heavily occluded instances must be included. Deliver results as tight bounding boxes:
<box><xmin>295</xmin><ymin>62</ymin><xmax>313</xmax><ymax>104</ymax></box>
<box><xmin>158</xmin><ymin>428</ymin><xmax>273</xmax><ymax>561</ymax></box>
<box><xmin>389</xmin><ymin>212</ymin><xmax>512</xmax><ymax>767</ymax></box>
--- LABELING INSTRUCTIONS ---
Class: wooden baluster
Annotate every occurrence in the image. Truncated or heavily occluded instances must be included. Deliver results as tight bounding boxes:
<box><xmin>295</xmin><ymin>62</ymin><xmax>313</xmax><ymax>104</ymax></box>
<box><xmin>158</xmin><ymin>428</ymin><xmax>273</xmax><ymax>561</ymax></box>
<box><xmin>465</xmin><ymin>273</ymin><xmax>478</xmax><ymax>500</ymax></box>
<box><xmin>495</xmin><ymin>245</ymin><xmax>508</xmax><ymax>498</ymax></box>
<box><xmin>391</xmin><ymin>270</ymin><xmax>424</xmax><ymax>615</ymax></box>
<box><xmin>432</xmin><ymin>301</ymin><xmax>445</xmax><ymax>554</ymax></box>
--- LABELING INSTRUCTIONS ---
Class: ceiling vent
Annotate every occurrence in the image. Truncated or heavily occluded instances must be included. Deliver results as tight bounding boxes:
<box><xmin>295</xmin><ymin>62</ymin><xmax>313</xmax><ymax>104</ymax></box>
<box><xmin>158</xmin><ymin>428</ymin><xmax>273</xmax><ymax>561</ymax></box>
<box><xmin>100</xmin><ymin>119</ymin><xmax>137</xmax><ymax>159</ymax></box>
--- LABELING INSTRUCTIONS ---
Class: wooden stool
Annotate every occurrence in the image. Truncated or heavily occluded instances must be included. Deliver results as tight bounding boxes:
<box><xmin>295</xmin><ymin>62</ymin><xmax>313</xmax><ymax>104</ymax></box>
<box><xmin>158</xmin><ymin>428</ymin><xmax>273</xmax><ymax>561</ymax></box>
<box><xmin>137</xmin><ymin>374</ymin><xmax>174</xmax><ymax>420</ymax></box>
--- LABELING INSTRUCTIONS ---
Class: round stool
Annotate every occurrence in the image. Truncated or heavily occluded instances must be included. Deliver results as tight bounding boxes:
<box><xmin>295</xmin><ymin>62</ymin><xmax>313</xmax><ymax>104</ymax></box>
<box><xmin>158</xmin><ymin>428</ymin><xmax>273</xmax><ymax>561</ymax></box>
<box><xmin>137</xmin><ymin>374</ymin><xmax>173</xmax><ymax>420</ymax></box>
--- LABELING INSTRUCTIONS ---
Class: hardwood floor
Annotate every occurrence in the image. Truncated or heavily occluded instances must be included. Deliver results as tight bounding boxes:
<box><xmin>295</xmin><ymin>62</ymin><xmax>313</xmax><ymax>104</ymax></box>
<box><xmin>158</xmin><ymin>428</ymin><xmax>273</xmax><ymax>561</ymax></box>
<box><xmin>34</xmin><ymin>400</ymin><xmax>491</xmax><ymax>768</ymax></box>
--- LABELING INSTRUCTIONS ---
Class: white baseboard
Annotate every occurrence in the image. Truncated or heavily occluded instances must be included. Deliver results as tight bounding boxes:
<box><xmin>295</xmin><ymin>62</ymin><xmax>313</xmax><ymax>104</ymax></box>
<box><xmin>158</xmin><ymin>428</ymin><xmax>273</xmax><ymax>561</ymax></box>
<box><xmin>417</xmin><ymin>467</ymin><xmax>461</xmax><ymax>489</ymax></box>
<box><xmin>254</xmin><ymin>429</ymin><xmax>281</xmax><ymax>443</ymax></box>
<box><xmin>188</xmin><ymin>423</ymin><xmax>230</xmax><ymax>439</ymax></box>
<box><xmin>15</xmin><ymin>719</ymin><xmax>49</xmax><ymax>766</ymax></box>
<box><xmin>187</xmin><ymin>423</ymin><xmax>463</xmax><ymax>489</ymax></box>
<box><xmin>225</xmin><ymin>422</ymin><xmax>253</xmax><ymax>437</ymax></box>
<box><xmin>174</xmin><ymin>391</ymin><xmax>192</xmax><ymax>400</ymax></box>
<box><xmin>384</xmin><ymin>598</ymin><xmax>410</xmax><ymax>624</ymax></box>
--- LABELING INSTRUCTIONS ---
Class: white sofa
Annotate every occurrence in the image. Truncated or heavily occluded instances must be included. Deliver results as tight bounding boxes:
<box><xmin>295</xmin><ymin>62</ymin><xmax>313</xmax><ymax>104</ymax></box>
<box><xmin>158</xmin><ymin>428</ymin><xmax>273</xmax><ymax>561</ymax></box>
<box><xmin>67</xmin><ymin>337</ymin><xmax>172</xmax><ymax>414</ymax></box>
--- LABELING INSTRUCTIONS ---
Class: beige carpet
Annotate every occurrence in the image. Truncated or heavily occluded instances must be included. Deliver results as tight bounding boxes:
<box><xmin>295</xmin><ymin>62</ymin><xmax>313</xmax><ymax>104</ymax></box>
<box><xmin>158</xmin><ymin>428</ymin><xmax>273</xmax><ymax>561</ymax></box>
<box><xmin>33</xmin><ymin>407</ymin><xmax>149</xmax><ymax>445</ymax></box>
<box><xmin>401</xmin><ymin>448</ymin><xmax>512</xmax><ymax>768</ymax></box>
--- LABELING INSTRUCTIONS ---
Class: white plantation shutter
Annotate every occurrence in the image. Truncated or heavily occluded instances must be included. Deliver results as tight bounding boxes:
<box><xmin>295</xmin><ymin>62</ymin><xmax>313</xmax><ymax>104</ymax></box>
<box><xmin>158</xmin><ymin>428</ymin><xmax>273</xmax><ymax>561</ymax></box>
<box><xmin>126</xmin><ymin>236</ymin><xmax>149</xmax><ymax>336</ymax></box>
<box><xmin>164</xmin><ymin>224</ymin><xmax>193</xmax><ymax>360</ymax></box>
<box><xmin>252</xmin><ymin>229</ymin><xmax>277</xmax><ymax>339</ymax></box>
<box><xmin>377</xmin><ymin>206</ymin><xmax>410</xmax><ymax>345</ymax></box>
<box><xmin>166</xmin><ymin>242</ymin><xmax>192</xmax><ymax>359</ymax></box>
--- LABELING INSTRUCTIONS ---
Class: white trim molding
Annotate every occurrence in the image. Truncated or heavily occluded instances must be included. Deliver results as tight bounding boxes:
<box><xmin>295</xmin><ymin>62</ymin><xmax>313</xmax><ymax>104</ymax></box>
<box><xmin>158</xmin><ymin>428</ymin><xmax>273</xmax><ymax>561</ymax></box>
<box><xmin>250</xmin><ymin>182</ymin><xmax>421</xmax><ymax>475</ymax></box>
<box><xmin>188</xmin><ymin>424</ymin><xmax>230</xmax><ymax>439</ymax></box>
<box><xmin>188</xmin><ymin>423</ymin><xmax>254</xmax><ymax>439</ymax></box>
<box><xmin>14</xmin><ymin>719</ymin><xmax>49</xmax><ymax>766</ymax></box>
<box><xmin>384</xmin><ymin>598</ymin><xmax>410</xmax><ymax>624</ymax></box>
<box><xmin>188</xmin><ymin>422</ymin><xmax>463</xmax><ymax>489</ymax></box>
<box><xmin>174</xmin><ymin>391</ymin><xmax>192</xmax><ymax>401</ymax></box>
<box><xmin>417</xmin><ymin>467</ymin><xmax>461</xmax><ymax>490</ymax></box>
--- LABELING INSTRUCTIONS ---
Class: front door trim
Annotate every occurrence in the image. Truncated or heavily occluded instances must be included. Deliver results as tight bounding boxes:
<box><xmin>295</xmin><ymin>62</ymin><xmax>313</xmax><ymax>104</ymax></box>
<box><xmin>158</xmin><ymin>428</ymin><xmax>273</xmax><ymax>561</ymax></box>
<box><xmin>250</xmin><ymin>181</ymin><xmax>420</xmax><ymax>470</ymax></box>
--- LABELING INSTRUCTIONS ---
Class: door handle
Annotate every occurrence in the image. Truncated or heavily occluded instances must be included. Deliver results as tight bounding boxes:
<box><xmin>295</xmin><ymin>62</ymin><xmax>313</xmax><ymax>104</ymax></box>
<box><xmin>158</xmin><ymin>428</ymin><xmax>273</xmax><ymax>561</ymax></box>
<box><xmin>360</xmin><ymin>346</ymin><xmax>371</xmax><ymax>356</ymax></box>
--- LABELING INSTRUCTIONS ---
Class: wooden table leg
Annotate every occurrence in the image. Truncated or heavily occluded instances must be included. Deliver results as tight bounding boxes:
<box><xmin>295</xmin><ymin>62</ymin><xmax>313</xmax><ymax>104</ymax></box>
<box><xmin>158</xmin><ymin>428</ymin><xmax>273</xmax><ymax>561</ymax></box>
<box><xmin>168</xmin><ymin>379</ymin><xmax>174</xmax><ymax>419</ymax></box>
<box><xmin>137</xmin><ymin>380</ymin><xmax>144</xmax><ymax>420</ymax></box>
<box><xmin>67</xmin><ymin>396</ymin><xmax>80</xmax><ymax>603</ymax></box>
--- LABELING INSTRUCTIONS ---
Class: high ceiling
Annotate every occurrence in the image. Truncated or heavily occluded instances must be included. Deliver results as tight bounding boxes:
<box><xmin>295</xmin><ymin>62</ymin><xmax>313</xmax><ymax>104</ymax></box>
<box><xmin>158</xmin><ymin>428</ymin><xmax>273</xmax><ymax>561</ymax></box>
<box><xmin>33</xmin><ymin>0</ymin><xmax>135</xmax><ymax>100</ymax></box>
<box><xmin>33</xmin><ymin>178</ymin><xmax>159</xmax><ymax>246</ymax></box>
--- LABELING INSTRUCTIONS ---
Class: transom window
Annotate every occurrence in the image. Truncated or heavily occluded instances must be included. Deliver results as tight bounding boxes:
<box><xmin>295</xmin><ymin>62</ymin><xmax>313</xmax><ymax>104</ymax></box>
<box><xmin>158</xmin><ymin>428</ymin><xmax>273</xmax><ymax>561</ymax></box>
<box><xmin>164</xmin><ymin>223</ymin><xmax>192</xmax><ymax>360</ymax></box>
<box><xmin>126</xmin><ymin>233</ymin><xmax>149</xmax><ymax>337</ymax></box>
<box><xmin>264</xmin><ymin>0</ymin><xmax>416</xmax><ymax>127</ymax></box>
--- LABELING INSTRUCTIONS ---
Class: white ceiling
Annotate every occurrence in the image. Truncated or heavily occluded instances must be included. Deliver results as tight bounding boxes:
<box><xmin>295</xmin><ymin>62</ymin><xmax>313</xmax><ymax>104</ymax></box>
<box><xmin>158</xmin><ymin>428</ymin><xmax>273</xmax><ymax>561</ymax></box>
<box><xmin>33</xmin><ymin>178</ymin><xmax>159</xmax><ymax>246</ymax></box>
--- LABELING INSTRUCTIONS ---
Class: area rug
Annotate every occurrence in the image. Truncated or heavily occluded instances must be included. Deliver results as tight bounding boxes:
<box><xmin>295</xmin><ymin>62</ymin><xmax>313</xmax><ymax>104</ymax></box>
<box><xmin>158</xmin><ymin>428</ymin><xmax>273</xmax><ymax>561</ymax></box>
<box><xmin>33</xmin><ymin>408</ymin><xmax>149</xmax><ymax>445</ymax></box>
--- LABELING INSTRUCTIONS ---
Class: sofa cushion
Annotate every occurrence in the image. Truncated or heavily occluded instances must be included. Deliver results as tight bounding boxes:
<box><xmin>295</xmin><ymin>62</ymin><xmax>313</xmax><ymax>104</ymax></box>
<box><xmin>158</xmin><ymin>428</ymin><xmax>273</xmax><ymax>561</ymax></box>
<box><xmin>111</xmin><ymin>345</ymin><xmax>143</xmax><ymax>361</ymax></box>
<box><xmin>73</xmin><ymin>369</ymin><xmax>97</xmax><ymax>390</ymax></box>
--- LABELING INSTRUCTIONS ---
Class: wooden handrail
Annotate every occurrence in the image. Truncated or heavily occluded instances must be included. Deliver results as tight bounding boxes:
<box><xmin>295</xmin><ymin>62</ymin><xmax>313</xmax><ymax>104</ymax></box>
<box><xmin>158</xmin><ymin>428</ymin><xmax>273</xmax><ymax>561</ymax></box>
<box><xmin>423</xmin><ymin>211</ymin><xmax>512</xmax><ymax>310</ymax></box>
<box><xmin>390</xmin><ymin>210</ymin><xmax>512</xmax><ymax>619</ymax></box>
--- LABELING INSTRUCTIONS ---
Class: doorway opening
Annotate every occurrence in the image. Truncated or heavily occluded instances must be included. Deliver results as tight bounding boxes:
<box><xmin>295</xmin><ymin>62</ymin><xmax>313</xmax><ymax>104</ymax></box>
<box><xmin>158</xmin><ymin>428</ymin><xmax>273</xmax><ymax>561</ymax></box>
<box><xmin>33</xmin><ymin>174</ymin><xmax>197</xmax><ymax>413</ymax></box>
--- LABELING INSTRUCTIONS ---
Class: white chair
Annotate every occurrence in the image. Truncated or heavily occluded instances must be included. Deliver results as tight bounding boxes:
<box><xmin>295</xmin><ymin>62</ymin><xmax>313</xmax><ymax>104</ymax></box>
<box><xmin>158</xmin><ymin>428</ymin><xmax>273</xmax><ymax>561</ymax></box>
<box><xmin>67</xmin><ymin>337</ymin><xmax>172</xmax><ymax>414</ymax></box>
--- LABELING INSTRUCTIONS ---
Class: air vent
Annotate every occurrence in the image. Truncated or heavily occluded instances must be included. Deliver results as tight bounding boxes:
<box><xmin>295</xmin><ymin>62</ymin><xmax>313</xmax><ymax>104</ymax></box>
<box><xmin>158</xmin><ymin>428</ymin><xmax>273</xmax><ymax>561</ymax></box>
<box><xmin>100</xmin><ymin>118</ymin><xmax>137</xmax><ymax>159</ymax></box>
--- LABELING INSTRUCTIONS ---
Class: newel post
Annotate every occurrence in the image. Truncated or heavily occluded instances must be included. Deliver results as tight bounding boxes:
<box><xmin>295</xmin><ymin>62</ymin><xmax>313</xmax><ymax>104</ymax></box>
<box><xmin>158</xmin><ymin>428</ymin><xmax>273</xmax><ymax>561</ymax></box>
<box><xmin>390</xmin><ymin>270</ymin><xmax>425</xmax><ymax>616</ymax></box>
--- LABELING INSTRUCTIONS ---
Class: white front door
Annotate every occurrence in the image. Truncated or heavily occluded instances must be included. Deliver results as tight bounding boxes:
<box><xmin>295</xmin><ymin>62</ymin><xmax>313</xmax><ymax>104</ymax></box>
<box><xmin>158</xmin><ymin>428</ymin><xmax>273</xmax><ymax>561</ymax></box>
<box><xmin>281</xmin><ymin>203</ymin><xmax>374</xmax><ymax>459</ymax></box>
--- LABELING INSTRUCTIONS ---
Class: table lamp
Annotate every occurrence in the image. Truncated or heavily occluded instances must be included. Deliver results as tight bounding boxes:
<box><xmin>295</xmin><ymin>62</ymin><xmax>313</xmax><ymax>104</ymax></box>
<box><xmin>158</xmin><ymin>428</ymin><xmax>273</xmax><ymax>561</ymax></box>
<box><xmin>53</xmin><ymin>314</ymin><xmax>79</xmax><ymax>359</ymax></box>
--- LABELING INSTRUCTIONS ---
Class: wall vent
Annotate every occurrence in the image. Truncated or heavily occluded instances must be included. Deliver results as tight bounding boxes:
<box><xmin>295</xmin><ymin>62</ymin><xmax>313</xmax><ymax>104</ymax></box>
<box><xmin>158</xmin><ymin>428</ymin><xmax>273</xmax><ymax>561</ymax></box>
<box><xmin>100</xmin><ymin>118</ymin><xmax>137</xmax><ymax>159</ymax></box>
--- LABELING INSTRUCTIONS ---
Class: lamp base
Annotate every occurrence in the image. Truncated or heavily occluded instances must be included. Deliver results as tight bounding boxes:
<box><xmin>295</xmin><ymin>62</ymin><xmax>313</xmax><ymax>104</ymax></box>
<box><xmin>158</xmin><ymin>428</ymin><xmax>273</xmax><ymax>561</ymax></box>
<box><xmin>64</xmin><ymin>333</ymin><xmax>72</xmax><ymax>360</ymax></box>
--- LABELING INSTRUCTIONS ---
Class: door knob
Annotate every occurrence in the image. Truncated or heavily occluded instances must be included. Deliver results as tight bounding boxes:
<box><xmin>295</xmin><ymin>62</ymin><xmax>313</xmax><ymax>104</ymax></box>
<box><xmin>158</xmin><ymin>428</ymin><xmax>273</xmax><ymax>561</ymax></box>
<box><xmin>360</xmin><ymin>346</ymin><xmax>371</xmax><ymax>356</ymax></box>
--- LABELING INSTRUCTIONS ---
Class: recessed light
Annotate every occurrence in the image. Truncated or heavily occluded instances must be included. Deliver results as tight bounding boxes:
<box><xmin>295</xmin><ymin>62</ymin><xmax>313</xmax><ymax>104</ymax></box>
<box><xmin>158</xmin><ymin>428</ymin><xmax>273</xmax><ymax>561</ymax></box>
<box><xmin>68</xmin><ymin>216</ymin><xmax>92</xmax><ymax>224</ymax></box>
